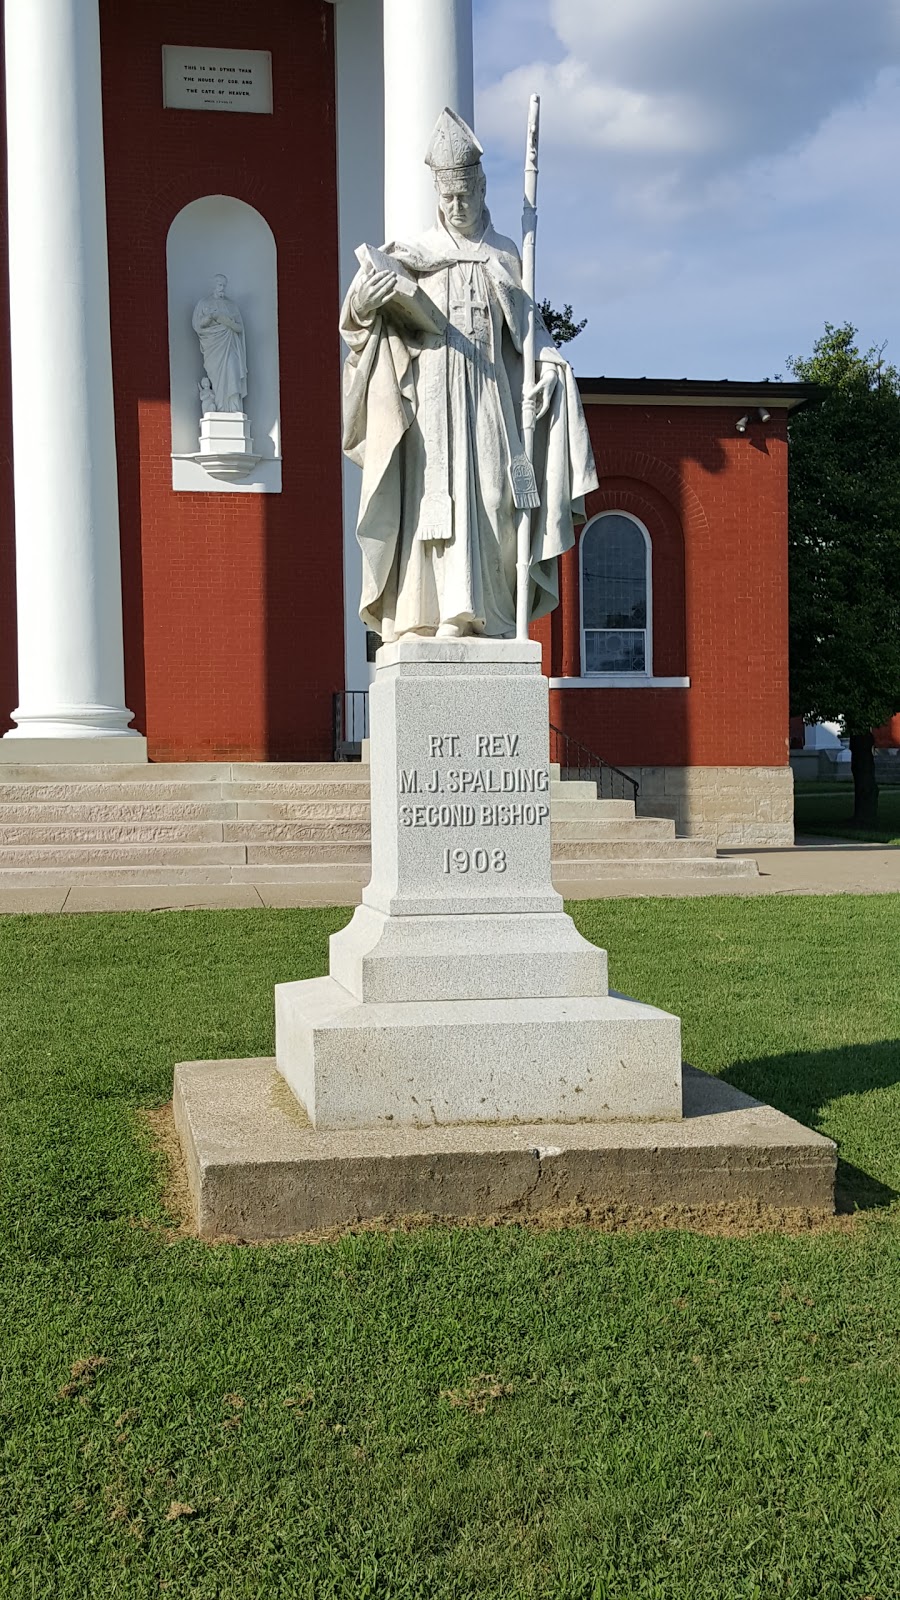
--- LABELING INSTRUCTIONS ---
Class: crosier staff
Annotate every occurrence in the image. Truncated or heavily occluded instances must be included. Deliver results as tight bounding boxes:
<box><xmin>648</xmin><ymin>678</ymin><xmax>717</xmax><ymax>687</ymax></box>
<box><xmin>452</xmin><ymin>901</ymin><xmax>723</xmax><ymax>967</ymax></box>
<box><xmin>515</xmin><ymin>93</ymin><xmax>541</xmax><ymax>643</ymax></box>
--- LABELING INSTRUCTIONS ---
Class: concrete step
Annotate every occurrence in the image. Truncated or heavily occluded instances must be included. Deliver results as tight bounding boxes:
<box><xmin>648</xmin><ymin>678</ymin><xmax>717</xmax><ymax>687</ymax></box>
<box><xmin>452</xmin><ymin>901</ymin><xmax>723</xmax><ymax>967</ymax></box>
<box><xmin>224</xmin><ymin>781</ymin><xmax>371</xmax><ymax>803</ymax></box>
<box><xmin>549</xmin><ymin>837</ymin><xmax>719</xmax><ymax>862</ymax></box>
<box><xmin>0</xmin><ymin>800</ymin><xmax>240</xmax><ymax>823</ymax></box>
<box><xmin>0</xmin><ymin>761</ymin><xmax>359</xmax><ymax>782</ymax></box>
<box><xmin>0</xmin><ymin>763</ymin><xmax>234</xmax><ymax>783</ymax></box>
<box><xmin>551</xmin><ymin>798</ymin><xmax>635</xmax><ymax>820</ymax></box>
<box><xmin>0</xmin><ymin>864</ymin><xmax>371</xmax><ymax>889</ymax></box>
<box><xmin>550</xmin><ymin>819</ymin><xmax>675</xmax><ymax>842</ymax></box>
<box><xmin>0</xmin><ymin>781</ymin><xmax>237</xmax><ymax>804</ymax></box>
<box><xmin>229</xmin><ymin>762</ymin><xmax>361</xmax><ymax>781</ymax></box>
<box><xmin>233</xmin><ymin>801</ymin><xmax>371</xmax><ymax>822</ymax></box>
<box><xmin>549</xmin><ymin>780</ymin><xmax>597</xmax><ymax>802</ymax></box>
<box><xmin>244</xmin><ymin>843</ymin><xmax>371</xmax><ymax>864</ymax></box>
<box><xmin>225</xmin><ymin>823</ymin><xmax>370</xmax><ymax>843</ymax></box>
<box><xmin>0</xmin><ymin>855</ymin><xmax>758</xmax><ymax>889</ymax></box>
<box><xmin>0</xmin><ymin>841</ymin><xmax>371</xmax><ymax>868</ymax></box>
<box><xmin>553</xmin><ymin>856</ymin><xmax>759</xmax><ymax>880</ymax></box>
<box><xmin>0</xmin><ymin>821</ymin><xmax>228</xmax><ymax>845</ymax></box>
<box><xmin>0</xmin><ymin>779</ymin><xmax>372</xmax><ymax>805</ymax></box>
<box><xmin>0</xmin><ymin>820</ymin><xmax>373</xmax><ymax>845</ymax></box>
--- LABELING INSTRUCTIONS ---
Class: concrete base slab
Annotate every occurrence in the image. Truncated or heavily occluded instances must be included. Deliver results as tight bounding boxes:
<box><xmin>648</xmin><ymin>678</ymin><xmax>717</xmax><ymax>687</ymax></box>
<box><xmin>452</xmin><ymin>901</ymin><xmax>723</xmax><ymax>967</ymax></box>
<box><xmin>275</xmin><ymin>976</ymin><xmax>682</xmax><ymax>1128</ymax></box>
<box><xmin>172</xmin><ymin>1059</ymin><xmax>837</xmax><ymax>1239</ymax></box>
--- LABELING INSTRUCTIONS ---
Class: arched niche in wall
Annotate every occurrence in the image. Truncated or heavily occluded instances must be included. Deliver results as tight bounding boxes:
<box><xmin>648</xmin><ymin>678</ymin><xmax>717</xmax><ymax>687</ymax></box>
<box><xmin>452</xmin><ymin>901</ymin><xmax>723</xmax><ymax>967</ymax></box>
<box><xmin>167</xmin><ymin>195</ymin><xmax>281</xmax><ymax>493</ymax></box>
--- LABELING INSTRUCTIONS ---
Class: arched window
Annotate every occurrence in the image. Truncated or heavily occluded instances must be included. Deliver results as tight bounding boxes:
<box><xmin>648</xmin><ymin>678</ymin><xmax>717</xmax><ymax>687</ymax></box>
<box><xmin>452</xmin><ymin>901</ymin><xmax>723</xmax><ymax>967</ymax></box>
<box><xmin>580</xmin><ymin>512</ymin><xmax>651</xmax><ymax>675</ymax></box>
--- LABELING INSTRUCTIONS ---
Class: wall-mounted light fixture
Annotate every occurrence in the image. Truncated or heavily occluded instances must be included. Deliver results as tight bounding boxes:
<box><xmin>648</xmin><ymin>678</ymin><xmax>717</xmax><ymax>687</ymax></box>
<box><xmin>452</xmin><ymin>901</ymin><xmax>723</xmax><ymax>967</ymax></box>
<box><xmin>736</xmin><ymin>406</ymin><xmax>771</xmax><ymax>434</ymax></box>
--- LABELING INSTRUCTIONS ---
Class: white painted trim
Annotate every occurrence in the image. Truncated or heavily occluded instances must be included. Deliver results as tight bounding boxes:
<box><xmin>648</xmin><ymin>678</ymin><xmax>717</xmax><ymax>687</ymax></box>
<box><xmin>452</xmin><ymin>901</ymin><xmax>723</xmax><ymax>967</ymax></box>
<box><xmin>579</xmin><ymin>510</ymin><xmax>652</xmax><ymax>679</ymax></box>
<box><xmin>581</xmin><ymin>393</ymin><xmax>799</xmax><ymax>409</ymax></box>
<box><xmin>549</xmin><ymin>676</ymin><xmax>690</xmax><ymax>689</ymax></box>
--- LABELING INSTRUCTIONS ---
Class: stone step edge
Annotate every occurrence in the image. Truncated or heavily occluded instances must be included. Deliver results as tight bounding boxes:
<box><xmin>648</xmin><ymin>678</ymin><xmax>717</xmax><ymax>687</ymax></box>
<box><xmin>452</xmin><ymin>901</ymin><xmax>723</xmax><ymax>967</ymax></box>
<box><xmin>0</xmin><ymin>859</ymin><xmax>758</xmax><ymax>888</ymax></box>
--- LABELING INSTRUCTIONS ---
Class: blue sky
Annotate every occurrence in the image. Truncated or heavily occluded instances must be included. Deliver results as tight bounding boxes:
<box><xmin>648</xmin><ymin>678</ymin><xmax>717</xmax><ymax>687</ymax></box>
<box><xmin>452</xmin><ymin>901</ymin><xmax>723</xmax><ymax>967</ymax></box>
<box><xmin>474</xmin><ymin>0</ymin><xmax>900</xmax><ymax>379</ymax></box>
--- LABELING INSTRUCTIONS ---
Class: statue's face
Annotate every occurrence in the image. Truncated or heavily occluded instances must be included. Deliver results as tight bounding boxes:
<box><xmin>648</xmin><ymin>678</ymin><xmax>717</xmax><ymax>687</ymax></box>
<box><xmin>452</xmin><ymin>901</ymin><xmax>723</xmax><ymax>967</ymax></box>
<box><xmin>213</xmin><ymin>275</ymin><xmax>227</xmax><ymax>297</ymax></box>
<box><xmin>436</xmin><ymin>168</ymin><xmax>485</xmax><ymax>237</ymax></box>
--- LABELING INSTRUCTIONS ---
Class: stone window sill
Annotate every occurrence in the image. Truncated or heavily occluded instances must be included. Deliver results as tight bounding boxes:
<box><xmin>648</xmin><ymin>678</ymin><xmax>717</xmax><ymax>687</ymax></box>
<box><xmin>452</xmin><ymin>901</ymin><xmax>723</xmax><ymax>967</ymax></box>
<box><xmin>548</xmin><ymin>675</ymin><xmax>691</xmax><ymax>689</ymax></box>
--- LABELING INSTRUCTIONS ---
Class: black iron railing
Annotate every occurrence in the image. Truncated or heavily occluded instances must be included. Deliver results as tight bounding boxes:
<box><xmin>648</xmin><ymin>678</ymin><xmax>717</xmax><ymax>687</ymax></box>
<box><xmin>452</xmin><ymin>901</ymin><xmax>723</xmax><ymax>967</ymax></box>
<box><xmin>549</xmin><ymin>723</ymin><xmax>639</xmax><ymax>802</ymax></box>
<box><xmin>332</xmin><ymin>690</ymin><xmax>370</xmax><ymax>761</ymax></box>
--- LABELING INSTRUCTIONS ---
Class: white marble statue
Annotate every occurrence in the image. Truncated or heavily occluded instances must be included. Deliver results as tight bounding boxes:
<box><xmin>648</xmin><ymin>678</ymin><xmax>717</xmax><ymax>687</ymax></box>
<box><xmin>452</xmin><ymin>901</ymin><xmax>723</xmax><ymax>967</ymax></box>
<box><xmin>192</xmin><ymin>274</ymin><xmax>248</xmax><ymax>414</ymax></box>
<box><xmin>340</xmin><ymin>108</ymin><xmax>597</xmax><ymax>641</ymax></box>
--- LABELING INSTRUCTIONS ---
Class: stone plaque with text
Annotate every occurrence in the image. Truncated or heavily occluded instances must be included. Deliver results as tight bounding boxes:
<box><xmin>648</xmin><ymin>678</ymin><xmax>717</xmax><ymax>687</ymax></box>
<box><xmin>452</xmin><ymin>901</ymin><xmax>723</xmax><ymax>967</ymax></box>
<box><xmin>162</xmin><ymin>46</ymin><xmax>273</xmax><ymax>114</ymax></box>
<box><xmin>364</xmin><ymin>637</ymin><xmax>561</xmax><ymax>918</ymax></box>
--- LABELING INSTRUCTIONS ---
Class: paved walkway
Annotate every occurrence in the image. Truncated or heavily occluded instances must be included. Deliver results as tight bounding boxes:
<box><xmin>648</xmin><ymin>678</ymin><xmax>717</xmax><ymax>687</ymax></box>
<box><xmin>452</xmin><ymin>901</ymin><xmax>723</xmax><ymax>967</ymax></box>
<box><xmin>0</xmin><ymin>839</ymin><xmax>896</xmax><ymax>914</ymax></box>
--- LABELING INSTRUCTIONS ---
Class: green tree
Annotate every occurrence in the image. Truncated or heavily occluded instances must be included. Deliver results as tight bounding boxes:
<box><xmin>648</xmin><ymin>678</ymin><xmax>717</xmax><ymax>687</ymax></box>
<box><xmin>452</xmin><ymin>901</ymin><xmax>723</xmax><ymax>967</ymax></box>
<box><xmin>539</xmin><ymin>299</ymin><xmax>587</xmax><ymax>348</ymax></box>
<box><xmin>788</xmin><ymin>323</ymin><xmax>900</xmax><ymax>827</ymax></box>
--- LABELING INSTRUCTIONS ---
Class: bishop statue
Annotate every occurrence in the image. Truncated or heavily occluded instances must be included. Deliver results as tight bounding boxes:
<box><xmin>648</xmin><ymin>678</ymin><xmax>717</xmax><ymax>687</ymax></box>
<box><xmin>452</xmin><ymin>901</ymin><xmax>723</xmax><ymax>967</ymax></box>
<box><xmin>340</xmin><ymin>109</ymin><xmax>597</xmax><ymax>642</ymax></box>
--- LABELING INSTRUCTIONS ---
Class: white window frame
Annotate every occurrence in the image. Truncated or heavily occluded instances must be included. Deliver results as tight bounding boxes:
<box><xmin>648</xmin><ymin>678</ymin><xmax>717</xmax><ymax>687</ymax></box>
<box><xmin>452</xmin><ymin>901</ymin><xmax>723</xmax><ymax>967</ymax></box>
<box><xmin>580</xmin><ymin>511</ymin><xmax>653</xmax><ymax>680</ymax></box>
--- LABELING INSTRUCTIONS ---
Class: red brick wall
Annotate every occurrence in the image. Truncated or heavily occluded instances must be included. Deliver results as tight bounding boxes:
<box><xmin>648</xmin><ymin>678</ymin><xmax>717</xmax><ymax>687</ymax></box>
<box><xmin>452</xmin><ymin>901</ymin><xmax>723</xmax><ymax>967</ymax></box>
<box><xmin>544</xmin><ymin>403</ymin><xmax>791</xmax><ymax>770</ymax></box>
<box><xmin>100</xmin><ymin>0</ymin><xmax>342</xmax><ymax>760</ymax></box>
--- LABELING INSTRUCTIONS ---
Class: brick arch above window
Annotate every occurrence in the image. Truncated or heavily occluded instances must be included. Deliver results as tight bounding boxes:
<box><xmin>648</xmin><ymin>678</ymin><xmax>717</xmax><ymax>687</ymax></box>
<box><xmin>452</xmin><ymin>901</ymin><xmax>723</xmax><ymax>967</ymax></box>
<box><xmin>589</xmin><ymin>447</ymin><xmax>710</xmax><ymax>547</ymax></box>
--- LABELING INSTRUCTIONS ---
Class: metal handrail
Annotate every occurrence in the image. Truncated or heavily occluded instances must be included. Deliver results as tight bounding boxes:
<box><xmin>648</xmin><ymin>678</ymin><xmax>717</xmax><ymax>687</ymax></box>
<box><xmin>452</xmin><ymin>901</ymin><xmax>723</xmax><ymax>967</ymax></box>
<box><xmin>549</xmin><ymin>723</ymin><xmax>639</xmax><ymax>802</ymax></box>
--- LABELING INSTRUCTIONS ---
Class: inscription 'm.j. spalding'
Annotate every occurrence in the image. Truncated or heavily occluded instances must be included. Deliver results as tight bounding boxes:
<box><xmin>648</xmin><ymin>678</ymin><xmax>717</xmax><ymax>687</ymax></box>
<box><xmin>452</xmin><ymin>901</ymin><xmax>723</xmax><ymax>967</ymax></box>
<box><xmin>399</xmin><ymin>768</ymin><xmax>549</xmax><ymax>795</ymax></box>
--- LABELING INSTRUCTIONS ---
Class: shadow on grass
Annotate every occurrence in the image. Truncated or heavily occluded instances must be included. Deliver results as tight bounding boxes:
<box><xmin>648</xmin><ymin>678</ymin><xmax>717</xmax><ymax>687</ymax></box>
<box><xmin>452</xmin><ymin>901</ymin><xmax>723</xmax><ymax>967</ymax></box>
<box><xmin>724</xmin><ymin>1039</ymin><xmax>900</xmax><ymax>1213</ymax></box>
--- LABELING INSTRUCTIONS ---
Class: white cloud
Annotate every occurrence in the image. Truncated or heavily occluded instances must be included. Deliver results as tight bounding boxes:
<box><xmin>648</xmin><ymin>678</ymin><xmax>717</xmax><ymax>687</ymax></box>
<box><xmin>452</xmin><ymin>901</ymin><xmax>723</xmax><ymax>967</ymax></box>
<box><xmin>480</xmin><ymin>57</ymin><xmax>718</xmax><ymax>156</ymax></box>
<box><xmin>479</xmin><ymin>0</ymin><xmax>900</xmax><ymax>175</ymax></box>
<box><xmin>473</xmin><ymin>3</ymin><xmax>900</xmax><ymax>380</ymax></box>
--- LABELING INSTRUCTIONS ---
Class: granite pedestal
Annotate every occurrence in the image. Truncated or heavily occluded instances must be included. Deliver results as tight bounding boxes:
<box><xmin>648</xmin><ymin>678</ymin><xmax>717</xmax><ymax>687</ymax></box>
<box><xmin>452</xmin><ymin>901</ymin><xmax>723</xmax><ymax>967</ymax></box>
<box><xmin>275</xmin><ymin>639</ymin><xmax>682</xmax><ymax>1129</ymax></box>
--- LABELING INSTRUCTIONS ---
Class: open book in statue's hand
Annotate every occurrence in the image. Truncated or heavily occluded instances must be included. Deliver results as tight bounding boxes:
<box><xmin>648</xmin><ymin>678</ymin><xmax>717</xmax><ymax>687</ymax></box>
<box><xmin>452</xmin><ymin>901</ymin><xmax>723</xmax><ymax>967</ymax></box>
<box><xmin>354</xmin><ymin>244</ymin><xmax>447</xmax><ymax>337</ymax></box>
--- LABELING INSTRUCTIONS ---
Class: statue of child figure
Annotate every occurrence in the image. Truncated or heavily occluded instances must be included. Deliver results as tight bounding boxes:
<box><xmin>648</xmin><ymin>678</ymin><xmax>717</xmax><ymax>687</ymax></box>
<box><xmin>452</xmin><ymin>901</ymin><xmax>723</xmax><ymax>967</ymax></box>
<box><xmin>198</xmin><ymin>375</ymin><xmax>217</xmax><ymax>416</ymax></box>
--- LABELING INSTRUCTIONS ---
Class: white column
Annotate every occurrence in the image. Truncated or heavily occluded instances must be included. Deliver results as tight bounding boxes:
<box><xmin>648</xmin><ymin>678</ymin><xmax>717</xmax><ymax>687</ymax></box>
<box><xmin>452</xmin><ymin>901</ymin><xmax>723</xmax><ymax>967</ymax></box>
<box><xmin>383</xmin><ymin>0</ymin><xmax>474</xmax><ymax>239</ymax></box>
<box><xmin>2</xmin><ymin>0</ymin><xmax>144</xmax><ymax>759</ymax></box>
<box><xmin>334</xmin><ymin>0</ymin><xmax>385</xmax><ymax>694</ymax></box>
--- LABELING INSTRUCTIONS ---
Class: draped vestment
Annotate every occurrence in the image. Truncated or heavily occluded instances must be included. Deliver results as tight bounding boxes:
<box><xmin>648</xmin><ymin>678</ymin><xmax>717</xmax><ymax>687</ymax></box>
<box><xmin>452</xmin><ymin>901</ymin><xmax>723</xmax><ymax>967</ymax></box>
<box><xmin>340</xmin><ymin>215</ymin><xmax>598</xmax><ymax>638</ymax></box>
<box><xmin>191</xmin><ymin>296</ymin><xmax>248</xmax><ymax>414</ymax></box>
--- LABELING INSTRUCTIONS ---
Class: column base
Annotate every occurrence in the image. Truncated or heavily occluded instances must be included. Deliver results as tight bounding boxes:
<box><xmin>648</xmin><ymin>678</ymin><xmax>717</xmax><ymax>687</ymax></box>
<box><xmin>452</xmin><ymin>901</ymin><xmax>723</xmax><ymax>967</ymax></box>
<box><xmin>0</xmin><ymin>733</ymin><xmax>147</xmax><ymax>764</ymax></box>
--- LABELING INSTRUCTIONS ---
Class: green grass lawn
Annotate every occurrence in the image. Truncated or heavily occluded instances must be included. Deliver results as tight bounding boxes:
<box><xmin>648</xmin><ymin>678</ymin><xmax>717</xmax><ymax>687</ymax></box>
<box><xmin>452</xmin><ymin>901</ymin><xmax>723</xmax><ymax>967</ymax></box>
<box><xmin>2</xmin><ymin>898</ymin><xmax>900</xmax><ymax>1599</ymax></box>
<box><xmin>794</xmin><ymin>781</ymin><xmax>900</xmax><ymax>844</ymax></box>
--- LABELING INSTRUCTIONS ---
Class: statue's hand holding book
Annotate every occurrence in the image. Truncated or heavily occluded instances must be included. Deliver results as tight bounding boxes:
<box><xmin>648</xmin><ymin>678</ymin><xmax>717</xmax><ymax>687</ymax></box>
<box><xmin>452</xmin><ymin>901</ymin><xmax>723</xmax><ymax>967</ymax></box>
<box><xmin>353</xmin><ymin>244</ymin><xmax>446</xmax><ymax>337</ymax></box>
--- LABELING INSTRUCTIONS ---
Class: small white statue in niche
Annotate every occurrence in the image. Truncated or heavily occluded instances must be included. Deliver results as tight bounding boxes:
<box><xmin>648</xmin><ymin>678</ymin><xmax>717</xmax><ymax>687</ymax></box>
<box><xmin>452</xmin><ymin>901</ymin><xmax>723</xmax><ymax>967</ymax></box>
<box><xmin>192</xmin><ymin>273</ymin><xmax>248</xmax><ymax>413</ymax></box>
<box><xmin>198</xmin><ymin>375</ymin><xmax>216</xmax><ymax>416</ymax></box>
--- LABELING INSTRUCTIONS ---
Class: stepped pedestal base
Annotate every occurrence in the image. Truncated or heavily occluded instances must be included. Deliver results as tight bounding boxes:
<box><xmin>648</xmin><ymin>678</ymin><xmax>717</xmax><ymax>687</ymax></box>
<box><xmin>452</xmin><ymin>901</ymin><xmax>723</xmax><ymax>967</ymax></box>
<box><xmin>276</xmin><ymin>977</ymin><xmax>682</xmax><ymax>1130</ymax></box>
<box><xmin>274</xmin><ymin>639</ymin><xmax>682</xmax><ymax>1133</ymax></box>
<box><xmin>171</xmin><ymin>638</ymin><xmax>833</xmax><ymax>1233</ymax></box>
